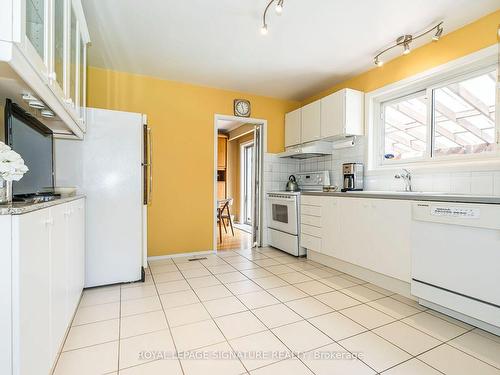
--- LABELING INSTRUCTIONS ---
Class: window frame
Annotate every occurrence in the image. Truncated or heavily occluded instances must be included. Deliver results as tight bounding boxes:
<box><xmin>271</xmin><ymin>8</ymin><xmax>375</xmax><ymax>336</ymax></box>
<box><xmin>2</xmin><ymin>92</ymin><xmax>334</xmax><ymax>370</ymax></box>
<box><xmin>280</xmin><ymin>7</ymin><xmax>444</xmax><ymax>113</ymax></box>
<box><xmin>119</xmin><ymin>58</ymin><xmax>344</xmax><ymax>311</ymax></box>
<box><xmin>368</xmin><ymin>46</ymin><xmax>499</xmax><ymax>172</ymax></box>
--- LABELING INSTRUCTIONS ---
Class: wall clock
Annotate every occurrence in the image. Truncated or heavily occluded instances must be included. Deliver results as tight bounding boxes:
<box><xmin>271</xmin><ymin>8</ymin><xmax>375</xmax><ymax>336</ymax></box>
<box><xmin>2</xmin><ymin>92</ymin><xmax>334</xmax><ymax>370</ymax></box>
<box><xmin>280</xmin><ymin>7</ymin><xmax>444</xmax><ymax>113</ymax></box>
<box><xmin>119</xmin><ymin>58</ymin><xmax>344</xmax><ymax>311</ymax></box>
<box><xmin>234</xmin><ymin>99</ymin><xmax>251</xmax><ymax>117</ymax></box>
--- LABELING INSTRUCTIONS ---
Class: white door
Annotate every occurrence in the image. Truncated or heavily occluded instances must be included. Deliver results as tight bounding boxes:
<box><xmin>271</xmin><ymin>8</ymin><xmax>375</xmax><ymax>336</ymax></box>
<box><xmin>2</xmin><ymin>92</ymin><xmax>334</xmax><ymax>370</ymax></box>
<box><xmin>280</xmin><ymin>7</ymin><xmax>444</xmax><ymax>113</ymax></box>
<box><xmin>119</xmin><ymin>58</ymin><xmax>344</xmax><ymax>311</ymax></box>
<box><xmin>321</xmin><ymin>91</ymin><xmax>344</xmax><ymax>138</ymax></box>
<box><xmin>301</xmin><ymin>100</ymin><xmax>321</xmax><ymax>143</ymax></box>
<box><xmin>12</xmin><ymin>209</ymin><xmax>52</xmax><ymax>375</ymax></box>
<box><xmin>49</xmin><ymin>204</ymin><xmax>69</xmax><ymax>364</ymax></box>
<box><xmin>371</xmin><ymin>199</ymin><xmax>411</xmax><ymax>281</ymax></box>
<box><xmin>83</xmin><ymin>108</ymin><xmax>144</xmax><ymax>287</ymax></box>
<box><xmin>320</xmin><ymin>196</ymin><xmax>341</xmax><ymax>257</ymax></box>
<box><xmin>285</xmin><ymin>108</ymin><xmax>301</xmax><ymax>147</ymax></box>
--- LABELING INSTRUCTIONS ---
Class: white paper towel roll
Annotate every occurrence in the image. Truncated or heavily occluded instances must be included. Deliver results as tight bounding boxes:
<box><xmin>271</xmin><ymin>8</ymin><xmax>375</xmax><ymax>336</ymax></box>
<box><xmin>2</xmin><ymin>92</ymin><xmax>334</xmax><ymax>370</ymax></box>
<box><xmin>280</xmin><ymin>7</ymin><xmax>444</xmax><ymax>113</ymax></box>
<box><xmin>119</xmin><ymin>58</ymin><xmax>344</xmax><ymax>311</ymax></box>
<box><xmin>332</xmin><ymin>137</ymin><xmax>355</xmax><ymax>150</ymax></box>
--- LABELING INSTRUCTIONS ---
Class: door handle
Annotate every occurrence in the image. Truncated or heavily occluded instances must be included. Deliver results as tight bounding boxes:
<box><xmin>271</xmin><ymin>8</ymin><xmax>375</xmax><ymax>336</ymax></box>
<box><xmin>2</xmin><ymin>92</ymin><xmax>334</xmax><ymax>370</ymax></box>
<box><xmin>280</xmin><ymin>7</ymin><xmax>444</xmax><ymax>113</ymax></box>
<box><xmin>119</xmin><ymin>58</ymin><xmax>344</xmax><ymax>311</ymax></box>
<box><xmin>147</xmin><ymin>127</ymin><xmax>153</xmax><ymax>205</ymax></box>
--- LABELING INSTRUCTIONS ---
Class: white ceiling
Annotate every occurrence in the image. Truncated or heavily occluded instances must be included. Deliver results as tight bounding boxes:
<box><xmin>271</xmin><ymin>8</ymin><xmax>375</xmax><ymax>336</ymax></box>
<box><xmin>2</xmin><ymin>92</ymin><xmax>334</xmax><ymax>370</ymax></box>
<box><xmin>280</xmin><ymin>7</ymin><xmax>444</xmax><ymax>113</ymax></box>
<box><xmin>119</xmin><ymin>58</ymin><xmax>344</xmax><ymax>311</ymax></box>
<box><xmin>82</xmin><ymin>0</ymin><xmax>499</xmax><ymax>101</ymax></box>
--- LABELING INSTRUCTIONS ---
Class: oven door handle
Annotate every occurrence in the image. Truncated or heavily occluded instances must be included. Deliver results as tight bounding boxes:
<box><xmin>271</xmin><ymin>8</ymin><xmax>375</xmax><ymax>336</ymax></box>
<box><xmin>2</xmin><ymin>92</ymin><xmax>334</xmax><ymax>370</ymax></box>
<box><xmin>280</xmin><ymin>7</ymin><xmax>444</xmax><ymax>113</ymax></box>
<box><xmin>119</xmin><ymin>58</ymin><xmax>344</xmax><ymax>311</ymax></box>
<box><xmin>267</xmin><ymin>197</ymin><xmax>296</xmax><ymax>203</ymax></box>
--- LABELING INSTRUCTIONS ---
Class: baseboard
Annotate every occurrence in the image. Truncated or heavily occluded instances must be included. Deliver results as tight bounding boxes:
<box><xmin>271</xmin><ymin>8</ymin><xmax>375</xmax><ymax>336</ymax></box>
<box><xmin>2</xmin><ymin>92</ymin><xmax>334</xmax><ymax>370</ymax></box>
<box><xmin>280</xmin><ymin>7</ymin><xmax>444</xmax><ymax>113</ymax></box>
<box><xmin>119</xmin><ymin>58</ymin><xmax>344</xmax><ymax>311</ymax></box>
<box><xmin>148</xmin><ymin>250</ymin><xmax>216</xmax><ymax>261</ymax></box>
<box><xmin>307</xmin><ymin>250</ymin><xmax>413</xmax><ymax>299</ymax></box>
<box><xmin>419</xmin><ymin>299</ymin><xmax>500</xmax><ymax>336</ymax></box>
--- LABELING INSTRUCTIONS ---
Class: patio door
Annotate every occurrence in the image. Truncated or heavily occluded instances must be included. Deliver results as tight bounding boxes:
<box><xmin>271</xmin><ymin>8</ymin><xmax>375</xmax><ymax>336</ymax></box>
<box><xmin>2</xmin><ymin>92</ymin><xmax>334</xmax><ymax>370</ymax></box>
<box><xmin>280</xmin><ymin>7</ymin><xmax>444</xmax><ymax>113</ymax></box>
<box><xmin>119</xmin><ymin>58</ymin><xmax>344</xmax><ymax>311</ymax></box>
<box><xmin>242</xmin><ymin>142</ymin><xmax>254</xmax><ymax>225</ymax></box>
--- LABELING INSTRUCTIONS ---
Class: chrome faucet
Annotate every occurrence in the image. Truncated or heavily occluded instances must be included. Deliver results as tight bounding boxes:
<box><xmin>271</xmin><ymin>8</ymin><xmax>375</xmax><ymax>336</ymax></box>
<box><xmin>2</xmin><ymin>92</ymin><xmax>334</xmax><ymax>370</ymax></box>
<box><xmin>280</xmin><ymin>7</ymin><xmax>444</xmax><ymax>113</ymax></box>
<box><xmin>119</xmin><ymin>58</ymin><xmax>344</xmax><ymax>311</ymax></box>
<box><xmin>394</xmin><ymin>169</ymin><xmax>412</xmax><ymax>192</ymax></box>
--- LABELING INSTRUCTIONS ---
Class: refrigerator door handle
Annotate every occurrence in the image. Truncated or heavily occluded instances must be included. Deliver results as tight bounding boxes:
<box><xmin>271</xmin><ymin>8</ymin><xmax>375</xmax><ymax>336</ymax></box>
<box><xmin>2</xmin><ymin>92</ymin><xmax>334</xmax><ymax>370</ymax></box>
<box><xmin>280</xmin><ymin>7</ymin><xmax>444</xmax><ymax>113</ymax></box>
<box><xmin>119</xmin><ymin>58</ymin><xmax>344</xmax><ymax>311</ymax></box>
<box><xmin>147</xmin><ymin>127</ymin><xmax>153</xmax><ymax>204</ymax></box>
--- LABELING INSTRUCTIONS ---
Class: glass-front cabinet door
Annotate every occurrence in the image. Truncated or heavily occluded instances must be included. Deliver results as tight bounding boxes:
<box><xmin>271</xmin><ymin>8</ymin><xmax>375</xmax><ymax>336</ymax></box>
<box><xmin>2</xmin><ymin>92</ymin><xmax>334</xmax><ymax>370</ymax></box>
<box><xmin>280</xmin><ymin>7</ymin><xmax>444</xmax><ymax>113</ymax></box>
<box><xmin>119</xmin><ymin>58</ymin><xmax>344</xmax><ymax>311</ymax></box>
<box><xmin>23</xmin><ymin>0</ymin><xmax>50</xmax><ymax>78</ymax></box>
<box><xmin>78</xmin><ymin>32</ymin><xmax>86</xmax><ymax>124</ymax></box>
<box><xmin>50</xmin><ymin>0</ymin><xmax>65</xmax><ymax>96</ymax></box>
<box><xmin>68</xmin><ymin>6</ymin><xmax>77</xmax><ymax>109</ymax></box>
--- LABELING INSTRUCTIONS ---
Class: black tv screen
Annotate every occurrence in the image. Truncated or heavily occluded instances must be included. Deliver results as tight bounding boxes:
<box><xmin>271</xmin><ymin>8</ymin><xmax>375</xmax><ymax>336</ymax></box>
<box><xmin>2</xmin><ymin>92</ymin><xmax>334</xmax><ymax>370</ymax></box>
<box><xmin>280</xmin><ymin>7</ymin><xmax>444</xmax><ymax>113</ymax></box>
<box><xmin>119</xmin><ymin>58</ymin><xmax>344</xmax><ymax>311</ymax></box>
<box><xmin>4</xmin><ymin>99</ymin><xmax>54</xmax><ymax>196</ymax></box>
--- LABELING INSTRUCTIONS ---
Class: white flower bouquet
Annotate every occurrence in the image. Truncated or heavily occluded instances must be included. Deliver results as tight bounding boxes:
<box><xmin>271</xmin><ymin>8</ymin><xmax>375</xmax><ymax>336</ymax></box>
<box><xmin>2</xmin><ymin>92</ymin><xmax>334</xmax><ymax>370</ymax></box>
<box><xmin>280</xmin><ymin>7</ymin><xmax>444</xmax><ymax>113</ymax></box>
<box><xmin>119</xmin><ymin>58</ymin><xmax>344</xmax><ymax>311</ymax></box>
<box><xmin>0</xmin><ymin>141</ymin><xmax>29</xmax><ymax>181</ymax></box>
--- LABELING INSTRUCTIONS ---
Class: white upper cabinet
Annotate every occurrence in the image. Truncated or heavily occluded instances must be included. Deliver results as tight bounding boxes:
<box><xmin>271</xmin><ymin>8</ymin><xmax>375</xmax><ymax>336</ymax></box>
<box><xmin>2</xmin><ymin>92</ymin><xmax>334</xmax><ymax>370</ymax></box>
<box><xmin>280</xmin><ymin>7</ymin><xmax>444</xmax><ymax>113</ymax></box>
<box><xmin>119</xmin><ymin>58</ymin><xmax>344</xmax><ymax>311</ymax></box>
<box><xmin>284</xmin><ymin>88</ymin><xmax>364</xmax><ymax>148</ymax></box>
<box><xmin>285</xmin><ymin>108</ymin><xmax>301</xmax><ymax>147</ymax></box>
<box><xmin>321</xmin><ymin>88</ymin><xmax>364</xmax><ymax>139</ymax></box>
<box><xmin>0</xmin><ymin>0</ymin><xmax>90</xmax><ymax>138</ymax></box>
<box><xmin>301</xmin><ymin>100</ymin><xmax>321</xmax><ymax>143</ymax></box>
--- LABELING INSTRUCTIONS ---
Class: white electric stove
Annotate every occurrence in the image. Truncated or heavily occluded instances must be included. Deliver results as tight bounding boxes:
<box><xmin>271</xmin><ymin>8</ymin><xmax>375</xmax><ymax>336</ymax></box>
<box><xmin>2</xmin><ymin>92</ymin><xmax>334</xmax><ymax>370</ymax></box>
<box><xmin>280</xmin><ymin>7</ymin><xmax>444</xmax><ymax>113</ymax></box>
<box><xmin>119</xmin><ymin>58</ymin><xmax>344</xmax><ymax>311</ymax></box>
<box><xmin>266</xmin><ymin>171</ymin><xmax>330</xmax><ymax>256</ymax></box>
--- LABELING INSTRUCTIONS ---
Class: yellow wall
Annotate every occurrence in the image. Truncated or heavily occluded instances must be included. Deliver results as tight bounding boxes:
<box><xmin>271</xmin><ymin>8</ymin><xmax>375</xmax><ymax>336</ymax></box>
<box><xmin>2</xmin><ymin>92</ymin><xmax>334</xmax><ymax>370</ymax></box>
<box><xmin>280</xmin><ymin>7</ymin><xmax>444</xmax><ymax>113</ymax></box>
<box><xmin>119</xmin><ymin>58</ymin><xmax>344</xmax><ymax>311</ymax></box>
<box><xmin>303</xmin><ymin>10</ymin><xmax>500</xmax><ymax>104</ymax></box>
<box><xmin>87</xmin><ymin>68</ymin><xmax>298</xmax><ymax>256</ymax></box>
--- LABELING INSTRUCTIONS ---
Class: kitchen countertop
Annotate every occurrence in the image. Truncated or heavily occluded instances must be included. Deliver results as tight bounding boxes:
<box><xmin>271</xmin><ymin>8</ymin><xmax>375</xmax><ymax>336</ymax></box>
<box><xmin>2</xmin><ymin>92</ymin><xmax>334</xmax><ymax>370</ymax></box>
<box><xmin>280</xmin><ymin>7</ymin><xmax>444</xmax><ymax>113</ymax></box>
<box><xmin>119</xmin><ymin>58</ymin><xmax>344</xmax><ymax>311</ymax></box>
<box><xmin>0</xmin><ymin>195</ymin><xmax>85</xmax><ymax>215</ymax></box>
<box><xmin>302</xmin><ymin>190</ymin><xmax>500</xmax><ymax>204</ymax></box>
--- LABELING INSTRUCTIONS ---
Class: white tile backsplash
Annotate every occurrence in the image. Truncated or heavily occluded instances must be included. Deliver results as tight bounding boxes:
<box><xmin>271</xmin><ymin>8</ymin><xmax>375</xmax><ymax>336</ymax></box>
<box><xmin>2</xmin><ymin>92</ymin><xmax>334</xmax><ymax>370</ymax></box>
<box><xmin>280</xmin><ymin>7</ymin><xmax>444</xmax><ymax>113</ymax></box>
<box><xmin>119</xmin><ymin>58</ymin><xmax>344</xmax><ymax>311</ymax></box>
<box><xmin>470</xmin><ymin>172</ymin><xmax>494</xmax><ymax>196</ymax></box>
<box><xmin>264</xmin><ymin>136</ymin><xmax>500</xmax><ymax>196</ymax></box>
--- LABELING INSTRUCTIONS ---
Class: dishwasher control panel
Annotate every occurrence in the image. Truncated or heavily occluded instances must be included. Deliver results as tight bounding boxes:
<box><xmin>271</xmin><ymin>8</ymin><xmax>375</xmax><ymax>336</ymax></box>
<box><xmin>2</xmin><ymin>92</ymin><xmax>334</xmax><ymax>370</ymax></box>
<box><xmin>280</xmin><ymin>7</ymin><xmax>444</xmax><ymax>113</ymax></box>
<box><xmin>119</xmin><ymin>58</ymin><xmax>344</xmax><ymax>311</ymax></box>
<box><xmin>412</xmin><ymin>201</ymin><xmax>500</xmax><ymax>230</ymax></box>
<box><xmin>430</xmin><ymin>206</ymin><xmax>480</xmax><ymax>219</ymax></box>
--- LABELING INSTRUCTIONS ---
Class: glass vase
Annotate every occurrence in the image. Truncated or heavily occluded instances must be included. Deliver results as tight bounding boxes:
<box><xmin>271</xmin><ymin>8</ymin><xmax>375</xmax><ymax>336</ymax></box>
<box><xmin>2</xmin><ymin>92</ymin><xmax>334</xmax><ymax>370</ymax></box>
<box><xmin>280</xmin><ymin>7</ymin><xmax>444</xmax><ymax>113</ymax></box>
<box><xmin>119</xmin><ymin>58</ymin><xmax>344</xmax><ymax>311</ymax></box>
<box><xmin>0</xmin><ymin>179</ymin><xmax>13</xmax><ymax>204</ymax></box>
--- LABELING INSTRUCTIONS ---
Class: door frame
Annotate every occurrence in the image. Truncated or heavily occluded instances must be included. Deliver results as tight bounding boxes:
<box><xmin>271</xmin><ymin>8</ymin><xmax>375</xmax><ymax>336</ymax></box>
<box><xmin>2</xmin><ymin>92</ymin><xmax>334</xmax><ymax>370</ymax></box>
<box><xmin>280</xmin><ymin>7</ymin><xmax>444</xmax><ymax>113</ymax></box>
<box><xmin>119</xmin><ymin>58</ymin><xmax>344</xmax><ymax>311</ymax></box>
<box><xmin>213</xmin><ymin>114</ymin><xmax>267</xmax><ymax>252</ymax></box>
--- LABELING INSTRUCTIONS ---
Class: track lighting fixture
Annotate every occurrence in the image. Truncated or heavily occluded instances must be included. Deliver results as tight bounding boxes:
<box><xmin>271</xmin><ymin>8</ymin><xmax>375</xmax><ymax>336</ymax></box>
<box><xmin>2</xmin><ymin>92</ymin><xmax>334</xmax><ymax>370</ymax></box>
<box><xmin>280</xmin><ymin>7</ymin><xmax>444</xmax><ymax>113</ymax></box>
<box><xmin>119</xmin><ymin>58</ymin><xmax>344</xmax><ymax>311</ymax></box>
<box><xmin>373</xmin><ymin>21</ymin><xmax>443</xmax><ymax>67</ymax></box>
<box><xmin>261</xmin><ymin>0</ymin><xmax>284</xmax><ymax>35</ymax></box>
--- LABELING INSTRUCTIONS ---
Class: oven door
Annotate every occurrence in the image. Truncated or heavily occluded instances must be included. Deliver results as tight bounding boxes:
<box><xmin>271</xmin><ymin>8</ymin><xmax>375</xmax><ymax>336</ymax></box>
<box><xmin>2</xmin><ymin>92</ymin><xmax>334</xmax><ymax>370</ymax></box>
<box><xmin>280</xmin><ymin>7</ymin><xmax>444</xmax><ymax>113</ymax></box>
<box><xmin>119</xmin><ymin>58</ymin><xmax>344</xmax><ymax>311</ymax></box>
<box><xmin>266</xmin><ymin>194</ymin><xmax>298</xmax><ymax>235</ymax></box>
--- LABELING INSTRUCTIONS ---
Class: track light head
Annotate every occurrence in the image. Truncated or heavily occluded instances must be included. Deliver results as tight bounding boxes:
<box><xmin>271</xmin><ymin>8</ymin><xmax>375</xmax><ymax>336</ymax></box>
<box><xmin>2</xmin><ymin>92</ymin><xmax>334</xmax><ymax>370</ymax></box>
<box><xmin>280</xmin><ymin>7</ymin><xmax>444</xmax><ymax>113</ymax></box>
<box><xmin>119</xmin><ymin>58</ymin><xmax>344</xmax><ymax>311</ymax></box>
<box><xmin>432</xmin><ymin>26</ymin><xmax>443</xmax><ymax>41</ymax></box>
<box><xmin>275</xmin><ymin>3</ymin><xmax>283</xmax><ymax>15</ymax></box>
<box><xmin>403</xmin><ymin>42</ymin><xmax>411</xmax><ymax>55</ymax></box>
<box><xmin>260</xmin><ymin>24</ymin><xmax>268</xmax><ymax>35</ymax></box>
<box><xmin>374</xmin><ymin>57</ymin><xmax>383</xmax><ymax>67</ymax></box>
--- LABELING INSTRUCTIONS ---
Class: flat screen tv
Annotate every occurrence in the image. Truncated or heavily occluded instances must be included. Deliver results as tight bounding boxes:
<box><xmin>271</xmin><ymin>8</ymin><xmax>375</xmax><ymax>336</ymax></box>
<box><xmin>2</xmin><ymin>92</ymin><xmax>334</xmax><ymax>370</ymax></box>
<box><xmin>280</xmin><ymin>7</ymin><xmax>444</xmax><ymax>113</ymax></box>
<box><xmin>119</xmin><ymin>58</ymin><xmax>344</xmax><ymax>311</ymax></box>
<box><xmin>4</xmin><ymin>99</ymin><xmax>54</xmax><ymax>196</ymax></box>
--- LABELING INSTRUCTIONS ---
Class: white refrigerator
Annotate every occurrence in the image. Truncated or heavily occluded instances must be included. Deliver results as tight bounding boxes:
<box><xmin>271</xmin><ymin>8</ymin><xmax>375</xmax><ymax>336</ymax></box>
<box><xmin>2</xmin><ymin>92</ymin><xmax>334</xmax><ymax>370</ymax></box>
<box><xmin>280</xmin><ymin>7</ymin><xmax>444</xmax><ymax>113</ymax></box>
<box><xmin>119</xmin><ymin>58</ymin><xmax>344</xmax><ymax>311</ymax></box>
<box><xmin>55</xmin><ymin>108</ymin><xmax>151</xmax><ymax>287</ymax></box>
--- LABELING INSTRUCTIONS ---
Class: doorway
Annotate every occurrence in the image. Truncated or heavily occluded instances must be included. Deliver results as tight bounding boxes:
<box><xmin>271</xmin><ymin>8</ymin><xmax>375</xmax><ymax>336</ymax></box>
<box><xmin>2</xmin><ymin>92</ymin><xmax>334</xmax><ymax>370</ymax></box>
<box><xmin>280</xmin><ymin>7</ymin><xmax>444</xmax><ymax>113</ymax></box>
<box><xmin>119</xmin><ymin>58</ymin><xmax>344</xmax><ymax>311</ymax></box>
<box><xmin>214</xmin><ymin>114</ymin><xmax>266</xmax><ymax>252</ymax></box>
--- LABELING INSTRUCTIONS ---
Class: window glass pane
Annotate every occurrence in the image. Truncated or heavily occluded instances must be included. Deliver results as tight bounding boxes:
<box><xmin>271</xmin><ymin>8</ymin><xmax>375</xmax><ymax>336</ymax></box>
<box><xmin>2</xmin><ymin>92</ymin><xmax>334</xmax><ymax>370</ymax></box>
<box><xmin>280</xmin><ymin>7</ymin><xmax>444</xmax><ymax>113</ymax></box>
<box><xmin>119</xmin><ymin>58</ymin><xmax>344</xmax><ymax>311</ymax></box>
<box><xmin>26</xmin><ymin>0</ymin><xmax>45</xmax><ymax>60</ymax></box>
<box><xmin>433</xmin><ymin>69</ymin><xmax>497</xmax><ymax>157</ymax></box>
<box><xmin>272</xmin><ymin>204</ymin><xmax>288</xmax><ymax>224</ymax></box>
<box><xmin>383</xmin><ymin>92</ymin><xmax>427</xmax><ymax>161</ymax></box>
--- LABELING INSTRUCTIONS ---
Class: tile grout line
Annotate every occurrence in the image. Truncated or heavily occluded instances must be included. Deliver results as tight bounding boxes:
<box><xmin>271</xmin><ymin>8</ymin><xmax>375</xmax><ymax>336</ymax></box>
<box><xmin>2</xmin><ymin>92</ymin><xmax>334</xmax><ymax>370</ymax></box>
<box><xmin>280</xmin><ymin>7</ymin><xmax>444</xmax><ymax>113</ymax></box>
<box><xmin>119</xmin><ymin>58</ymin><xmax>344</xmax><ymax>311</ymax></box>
<box><xmin>58</xmin><ymin>248</ymin><xmax>497</xmax><ymax>374</ymax></box>
<box><xmin>116</xmin><ymin>284</ymin><xmax>122</xmax><ymax>373</ymax></box>
<box><xmin>158</xmin><ymin>248</ymin><xmax>500</xmax><ymax>373</ymax></box>
<box><xmin>148</xmin><ymin>260</ymin><xmax>187</xmax><ymax>375</ymax></box>
<box><xmin>170</xmin><ymin>257</ymin><xmax>249</xmax><ymax>374</ymax></box>
<box><xmin>220</xmin><ymin>249</ymin><xmax>481</xmax><ymax>374</ymax></box>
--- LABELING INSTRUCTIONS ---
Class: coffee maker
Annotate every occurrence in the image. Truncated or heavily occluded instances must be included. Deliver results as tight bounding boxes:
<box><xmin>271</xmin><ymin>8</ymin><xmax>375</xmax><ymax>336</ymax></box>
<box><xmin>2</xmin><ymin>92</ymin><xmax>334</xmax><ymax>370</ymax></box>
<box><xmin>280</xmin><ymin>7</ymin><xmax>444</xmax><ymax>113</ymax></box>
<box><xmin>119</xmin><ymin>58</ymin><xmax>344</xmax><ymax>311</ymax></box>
<box><xmin>341</xmin><ymin>163</ymin><xmax>364</xmax><ymax>192</ymax></box>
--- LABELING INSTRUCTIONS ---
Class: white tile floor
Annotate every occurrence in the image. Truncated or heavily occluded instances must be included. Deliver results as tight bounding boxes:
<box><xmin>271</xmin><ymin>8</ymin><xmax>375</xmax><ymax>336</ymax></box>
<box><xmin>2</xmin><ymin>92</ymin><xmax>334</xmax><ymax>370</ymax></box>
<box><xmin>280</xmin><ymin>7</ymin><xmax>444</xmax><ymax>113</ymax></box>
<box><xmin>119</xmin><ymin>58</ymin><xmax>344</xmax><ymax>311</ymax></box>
<box><xmin>53</xmin><ymin>247</ymin><xmax>500</xmax><ymax>375</ymax></box>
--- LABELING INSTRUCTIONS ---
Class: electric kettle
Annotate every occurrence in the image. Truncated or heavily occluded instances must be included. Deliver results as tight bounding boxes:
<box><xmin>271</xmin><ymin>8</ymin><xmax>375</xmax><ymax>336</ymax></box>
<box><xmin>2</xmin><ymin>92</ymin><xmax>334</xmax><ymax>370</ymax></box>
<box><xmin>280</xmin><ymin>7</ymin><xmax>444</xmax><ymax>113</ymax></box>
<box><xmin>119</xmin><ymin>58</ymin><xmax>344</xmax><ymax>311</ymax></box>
<box><xmin>286</xmin><ymin>175</ymin><xmax>300</xmax><ymax>192</ymax></box>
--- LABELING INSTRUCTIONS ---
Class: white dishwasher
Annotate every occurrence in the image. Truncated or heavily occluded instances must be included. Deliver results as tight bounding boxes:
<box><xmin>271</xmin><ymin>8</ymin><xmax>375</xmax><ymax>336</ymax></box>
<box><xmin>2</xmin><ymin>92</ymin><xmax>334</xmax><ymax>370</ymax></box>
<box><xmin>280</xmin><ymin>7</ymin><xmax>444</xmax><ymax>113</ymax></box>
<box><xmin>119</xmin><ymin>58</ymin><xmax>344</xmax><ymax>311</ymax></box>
<box><xmin>411</xmin><ymin>200</ymin><xmax>500</xmax><ymax>335</ymax></box>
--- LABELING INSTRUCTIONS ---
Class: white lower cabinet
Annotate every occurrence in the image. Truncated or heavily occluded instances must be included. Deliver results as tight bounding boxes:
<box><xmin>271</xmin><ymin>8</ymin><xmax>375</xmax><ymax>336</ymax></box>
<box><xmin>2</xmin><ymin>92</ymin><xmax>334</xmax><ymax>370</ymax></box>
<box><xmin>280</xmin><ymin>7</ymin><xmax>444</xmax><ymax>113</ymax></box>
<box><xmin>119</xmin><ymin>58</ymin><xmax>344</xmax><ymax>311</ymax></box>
<box><xmin>8</xmin><ymin>198</ymin><xmax>85</xmax><ymax>375</ymax></box>
<box><xmin>301</xmin><ymin>196</ymin><xmax>411</xmax><ymax>282</ymax></box>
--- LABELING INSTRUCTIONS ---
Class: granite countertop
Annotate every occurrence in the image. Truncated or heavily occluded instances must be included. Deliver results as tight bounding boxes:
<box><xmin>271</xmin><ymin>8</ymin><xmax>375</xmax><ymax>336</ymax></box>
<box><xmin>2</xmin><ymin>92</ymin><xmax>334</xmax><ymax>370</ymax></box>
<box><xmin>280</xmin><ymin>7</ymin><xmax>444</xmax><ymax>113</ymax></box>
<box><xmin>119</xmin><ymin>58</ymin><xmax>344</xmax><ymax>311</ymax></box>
<box><xmin>0</xmin><ymin>195</ymin><xmax>85</xmax><ymax>215</ymax></box>
<box><xmin>302</xmin><ymin>190</ymin><xmax>500</xmax><ymax>204</ymax></box>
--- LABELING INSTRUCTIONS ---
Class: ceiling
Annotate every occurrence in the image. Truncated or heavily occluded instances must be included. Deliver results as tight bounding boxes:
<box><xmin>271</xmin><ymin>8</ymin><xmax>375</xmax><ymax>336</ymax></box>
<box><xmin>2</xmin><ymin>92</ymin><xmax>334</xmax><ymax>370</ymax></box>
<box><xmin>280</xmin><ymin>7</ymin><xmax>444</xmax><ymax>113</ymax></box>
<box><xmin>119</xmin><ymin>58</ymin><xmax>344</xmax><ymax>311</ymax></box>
<box><xmin>82</xmin><ymin>0</ymin><xmax>499</xmax><ymax>101</ymax></box>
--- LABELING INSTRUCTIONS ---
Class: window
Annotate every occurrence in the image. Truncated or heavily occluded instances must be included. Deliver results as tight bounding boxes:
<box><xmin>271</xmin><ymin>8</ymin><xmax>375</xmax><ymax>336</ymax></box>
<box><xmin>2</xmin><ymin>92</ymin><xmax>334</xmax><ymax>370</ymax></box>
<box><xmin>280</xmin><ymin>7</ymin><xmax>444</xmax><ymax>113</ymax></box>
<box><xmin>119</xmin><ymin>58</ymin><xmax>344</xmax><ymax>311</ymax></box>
<box><xmin>378</xmin><ymin>64</ymin><xmax>497</xmax><ymax>166</ymax></box>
